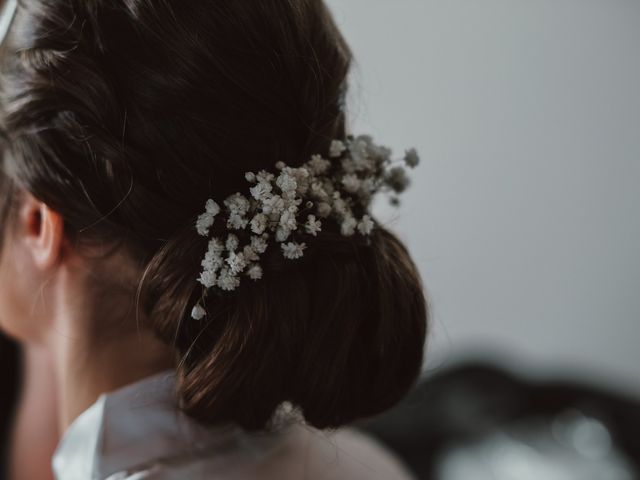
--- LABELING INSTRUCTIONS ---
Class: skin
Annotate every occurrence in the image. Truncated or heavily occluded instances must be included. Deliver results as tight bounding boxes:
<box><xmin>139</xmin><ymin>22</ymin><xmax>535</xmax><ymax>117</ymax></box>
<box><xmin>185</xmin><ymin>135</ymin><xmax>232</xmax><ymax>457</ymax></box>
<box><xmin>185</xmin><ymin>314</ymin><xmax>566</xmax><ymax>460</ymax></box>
<box><xmin>0</xmin><ymin>191</ymin><xmax>415</xmax><ymax>480</ymax></box>
<box><xmin>0</xmin><ymin>191</ymin><xmax>176</xmax><ymax>478</ymax></box>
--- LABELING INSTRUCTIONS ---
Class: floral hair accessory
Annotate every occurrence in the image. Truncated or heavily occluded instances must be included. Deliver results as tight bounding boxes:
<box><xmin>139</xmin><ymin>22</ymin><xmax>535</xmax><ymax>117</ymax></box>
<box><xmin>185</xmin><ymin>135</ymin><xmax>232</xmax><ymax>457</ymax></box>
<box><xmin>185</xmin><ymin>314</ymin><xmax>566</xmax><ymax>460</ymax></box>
<box><xmin>190</xmin><ymin>134</ymin><xmax>420</xmax><ymax>320</ymax></box>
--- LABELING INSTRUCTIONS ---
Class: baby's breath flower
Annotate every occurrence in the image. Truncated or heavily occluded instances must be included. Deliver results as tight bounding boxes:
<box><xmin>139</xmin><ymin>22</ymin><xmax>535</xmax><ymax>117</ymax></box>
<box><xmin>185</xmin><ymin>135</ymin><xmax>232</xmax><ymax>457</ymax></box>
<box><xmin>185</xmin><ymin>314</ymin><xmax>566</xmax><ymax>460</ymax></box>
<box><xmin>226</xmin><ymin>251</ymin><xmax>247</xmax><ymax>275</ymax></box>
<box><xmin>404</xmin><ymin>148</ymin><xmax>420</xmax><ymax>168</ymax></box>
<box><xmin>307</xmin><ymin>155</ymin><xmax>331</xmax><ymax>175</ymax></box>
<box><xmin>316</xmin><ymin>202</ymin><xmax>332</xmax><ymax>218</ymax></box>
<box><xmin>387</xmin><ymin>166</ymin><xmax>411</xmax><ymax>193</ymax></box>
<box><xmin>256</xmin><ymin>170</ymin><xmax>275</xmax><ymax>184</ymax></box>
<box><xmin>227</xmin><ymin>213</ymin><xmax>248</xmax><ymax>230</ymax></box>
<box><xmin>250</xmin><ymin>213</ymin><xmax>268</xmax><ymax>235</ymax></box>
<box><xmin>261</xmin><ymin>194</ymin><xmax>285</xmax><ymax>216</ymax></box>
<box><xmin>243</xmin><ymin>245</ymin><xmax>259</xmax><ymax>262</ymax></box>
<box><xmin>341</xmin><ymin>173</ymin><xmax>361</xmax><ymax>193</ymax></box>
<box><xmin>196</xmin><ymin>212</ymin><xmax>215</xmax><ymax>236</ymax></box>
<box><xmin>191</xmin><ymin>304</ymin><xmax>206</xmax><ymax>321</ymax></box>
<box><xmin>357</xmin><ymin>215</ymin><xmax>375</xmax><ymax>235</ymax></box>
<box><xmin>224</xmin><ymin>193</ymin><xmax>251</xmax><ymax>216</ymax></box>
<box><xmin>281</xmin><ymin>242</ymin><xmax>306</xmax><ymax>260</ymax></box>
<box><xmin>250</xmin><ymin>181</ymin><xmax>272</xmax><ymax>201</ymax></box>
<box><xmin>198</xmin><ymin>270</ymin><xmax>217</xmax><ymax>288</ymax></box>
<box><xmin>245</xmin><ymin>172</ymin><xmax>257</xmax><ymax>183</ymax></box>
<box><xmin>217</xmin><ymin>268</ymin><xmax>240</xmax><ymax>291</ymax></box>
<box><xmin>275</xmin><ymin>161</ymin><xmax>286</xmax><ymax>170</ymax></box>
<box><xmin>226</xmin><ymin>234</ymin><xmax>239</xmax><ymax>252</ymax></box>
<box><xmin>305</xmin><ymin>215</ymin><xmax>322</xmax><ymax>236</ymax></box>
<box><xmin>246</xmin><ymin>263</ymin><xmax>263</xmax><ymax>280</ymax></box>
<box><xmin>341</xmin><ymin>215</ymin><xmax>357</xmax><ymax>236</ymax></box>
<box><xmin>251</xmin><ymin>235</ymin><xmax>268</xmax><ymax>254</ymax></box>
<box><xmin>279</xmin><ymin>207</ymin><xmax>298</xmax><ymax>232</ymax></box>
<box><xmin>329</xmin><ymin>139</ymin><xmax>346</xmax><ymax>158</ymax></box>
<box><xmin>276</xmin><ymin>226</ymin><xmax>291</xmax><ymax>242</ymax></box>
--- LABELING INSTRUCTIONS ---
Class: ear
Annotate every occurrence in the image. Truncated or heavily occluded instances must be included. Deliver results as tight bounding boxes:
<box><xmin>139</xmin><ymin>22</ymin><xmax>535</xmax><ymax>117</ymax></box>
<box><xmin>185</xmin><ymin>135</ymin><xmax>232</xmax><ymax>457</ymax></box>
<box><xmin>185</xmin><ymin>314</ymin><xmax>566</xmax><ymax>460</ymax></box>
<box><xmin>20</xmin><ymin>193</ymin><xmax>65</xmax><ymax>271</ymax></box>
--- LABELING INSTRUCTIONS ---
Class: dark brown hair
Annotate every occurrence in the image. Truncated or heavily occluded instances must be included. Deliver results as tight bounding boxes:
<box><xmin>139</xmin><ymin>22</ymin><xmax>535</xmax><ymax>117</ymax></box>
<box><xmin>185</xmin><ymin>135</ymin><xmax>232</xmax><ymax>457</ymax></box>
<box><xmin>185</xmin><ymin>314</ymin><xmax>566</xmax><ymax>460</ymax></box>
<box><xmin>0</xmin><ymin>0</ymin><xmax>428</xmax><ymax>431</ymax></box>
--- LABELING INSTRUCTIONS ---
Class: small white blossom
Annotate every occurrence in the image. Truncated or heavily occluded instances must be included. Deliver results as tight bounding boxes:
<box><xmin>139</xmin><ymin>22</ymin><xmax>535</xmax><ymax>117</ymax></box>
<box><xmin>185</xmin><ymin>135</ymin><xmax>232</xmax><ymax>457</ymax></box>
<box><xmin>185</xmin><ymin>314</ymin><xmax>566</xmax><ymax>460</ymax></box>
<box><xmin>250</xmin><ymin>181</ymin><xmax>273</xmax><ymax>201</ymax></box>
<box><xmin>251</xmin><ymin>235</ymin><xmax>268</xmax><ymax>254</ymax></box>
<box><xmin>276</xmin><ymin>226</ymin><xmax>291</xmax><ymax>242</ymax></box>
<box><xmin>224</xmin><ymin>193</ymin><xmax>251</xmax><ymax>216</ymax></box>
<box><xmin>281</xmin><ymin>242</ymin><xmax>306</xmax><ymax>260</ymax></box>
<box><xmin>341</xmin><ymin>215</ymin><xmax>357</xmax><ymax>236</ymax></box>
<box><xmin>341</xmin><ymin>173</ymin><xmax>361</xmax><ymax>193</ymax></box>
<box><xmin>226</xmin><ymin>234</ymin><xmax>239</xmax><ymax>252</ymax></box>
<box><xmin>275</xmin><ymin>161</ymin><xmax>286</xmax><ymax>170</ymax></box>
<box><xmin>245</xmin><ymin>172</ymin><xmax>257</xmax><ymax>183</ymax></box>
<box><xmin>261</xmin><ymin>194</ymin><xmax>285</xmax><ymax>216</ymax></box>
<box><xmin>197</xmin><ymin>269</ymin><xmax>217</xmax><ymax>288</ymax></box>
<box><xmin>217</xmin><ymin>268</ymin><xmax>240</xmax><ymax>291</ymax></box>
<box><xmin>305</xmin><ymin>215</ymin><xmax>322</xmax><ymax>236</ymax></box>
<box><xmin>201</xmin><ymin>248</ymin><xmax>223</xmax><ymax>272</ymax></box>
<box><xmin>246</xmin><ymin>263</ymin><xmax>263</xmax><ymax>280</ymax></box>
<box><xmin>205</xmin><ymin>199</ymin><xmax>221</xmax><ymax>216</ymax></box>
<box><xmin>387</xmin><ymin>166</ymin><xmax>410</xmax><ymax>193</ymax></box>
<box><xmin>256</xmin><ymin>170</ymin><xmax>275</xmax><ymax>183</ymax></box>
<box><xmin>196</xmin><ymin>212</ymin><xmax>215</xmax><ymax>236</ymax></box>
<box><xmin>226</xmin><ymin>251</ymin><xmax>247</xmax><ymax>275</ymax></box>
<box><xmin>357</xmin><ymin>215</ymin><xmax>375</xmax><ymax>235</ymax></box>
<box><xmin>250</xmin><ymin>213</ymin><xmax>269</xmax><ymax>235</ymax></box>
<box><xmin>208</xmin><ymin>237</ymin><xmax>225</xmax><ymax>255</ymax></box>
<box><xmin>404</xmin><ymin>148</ymin><xmax>420</xmax><ymax>168</ymax></box>
<box><xmin>307</xmin><ymin>154</ymin><xmax>331</xmax><ymax>175</ymax></box>
<box><xmin>276</xmin><ymin>171</ymin><xmax>297</xmax><ymax>196</ymax></box>
<box><xmin>310</xmin><ymin>182</ymin><xmax>329</xmax><ymax>201</ymax></box>
<box><xmin>227</xmin><ymin>213</ymin><xmax>248</xmax><ymax>230</ymax></box>
<box><xmin>333</xmin><ymin>197</ymin><xmax>348</xmax><ymax>216</ymax></box>
<box><xmin>317</xmin><ymin>202</ymin><xmax>332</xmax><ymax>218</ymax></box>
<box><xmin>191</xmin><ymin>304</ymin><xmax>206</xmax><ymax>320</ymax></box>
<box><xmin>279</xmin><ymin>207</ymin><xmax>298</xmax><ymax>231</ymax></box>
<box><xmin>243</xmin><ymin>245</ymin><xmax>260</xmax><ymax>262</ymax></box>
<box><xmin>329</xmin><ymin>139</ymin><xmax>346</xmax><ymax>158</ymax></box>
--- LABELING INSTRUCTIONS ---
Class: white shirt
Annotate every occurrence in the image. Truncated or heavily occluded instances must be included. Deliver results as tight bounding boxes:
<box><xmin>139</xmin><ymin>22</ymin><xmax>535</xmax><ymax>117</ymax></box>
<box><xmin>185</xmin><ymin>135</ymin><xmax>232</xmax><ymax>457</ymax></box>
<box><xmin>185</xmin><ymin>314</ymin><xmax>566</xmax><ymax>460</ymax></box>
<box><xmin>52</xmin><ymin>370</ymin><xmax>416</xmax><ymax>480</ymax></box>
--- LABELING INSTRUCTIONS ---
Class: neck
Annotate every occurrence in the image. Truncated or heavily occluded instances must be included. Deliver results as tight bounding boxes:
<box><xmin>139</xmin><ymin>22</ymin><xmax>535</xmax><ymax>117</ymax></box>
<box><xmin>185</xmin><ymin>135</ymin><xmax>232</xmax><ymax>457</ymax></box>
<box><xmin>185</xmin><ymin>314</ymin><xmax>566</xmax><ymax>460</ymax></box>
<box><xmin>50</xmin><ymin>329</ymin><xmax>175</xmax><ymax>431</ymax></box>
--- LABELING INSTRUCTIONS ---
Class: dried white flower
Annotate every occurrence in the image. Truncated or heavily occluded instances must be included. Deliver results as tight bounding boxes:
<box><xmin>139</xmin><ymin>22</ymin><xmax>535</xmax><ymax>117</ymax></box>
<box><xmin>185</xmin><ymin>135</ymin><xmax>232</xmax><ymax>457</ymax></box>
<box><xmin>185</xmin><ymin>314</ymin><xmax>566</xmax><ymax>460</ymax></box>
<box><xmin>246</xmin><ymin>263</ymin><xmax>263</xmax><ymax>280</ymax></box>
<box><xmin>243</xmin><ymin>245</ymin><xmax>260</xmax><ymax>262</ymax></box>
<box><xmin>276</xmin><ymin>171</ymin><xmax>297</xmax><ymax>196</ymax></box>
<box><xmin>251</xmin><ymin>235</ymin><xmax>268</xmax><ymax>254</ymax></box>
<box><xmin>276</xmin><ymin>226</ymin><xmax>291</xmax><ymax>242</ymax></box>
<box><xmin>191</xmin><ymin>304</ymin><xmax>206</xmax><ymax>320</ymax></box>
<box><xmin>341</xmin><ymin>173</ymin><xmax>361</xmax><ymax>193</ymax></box>
<box><xmin>245</xmin><ymin>172</ymin><xmax>257</xmax><ymax>183</ymax></box>
<box><xmin>250</xmin><ymin>213</ymin><xmax>269</xmax><ymax>235</ymax></box>
<box><xmin>275</xmin><ymin>161</ymin><xmax>286</xmax><ymax>170</ymax></box>
<box><xmin>404</xmin><ymin>148</ymin><xmax>420</xmax><ymax>168</ymax></box>
<box><xmin>329</xmin><ymin>139</ymin><xmax>346</xmax><ymax>158</ymax></box>
<box><xmin>387</xmin><ymin>166</ymin><xmax>410</xmax><ymax>193</ymax></box>
<box><xmin>317</xmin><ymin>202</ymin><xmax>332</xmax><ymax>218</ymax></box>
<box><xmin>226</xmin><ymin>234</ymin><xmax>239</xmax><ymax>252</ymax></box>
<box><xmin>226</xmin><ymin>251</ymin><xmax>247</xmax><ymax>275</ymax></box>
<box><xmin>305</xmin><ymin>215</ymin><xmax>322</xmax><ymax>236</ymax></box>
<box><xmin>196</xmin><ymin>212</ymin><xmax>215</xmax><ymax>236</ymax></box>
<box><xmin>217</xmin><ymin>268</ymin><xmax>240</xmax><ymax>291</ymax></box>
<box><xmin>341</xmin><ymin>215</ymin><xmax>357</xmax><ymax>236</ymax></box>
<box><xmin>198</xmin><ymin>269</ymin><xmax>217</xmax><ymax>288</ymax></box>
<box><xmin>256</xmin><ymin>170</ymin><xmax>275</xmax><ymax>184</ymax></box>
<box><xmin>224</xmin><ymin>193</ymin><xmax>251</xmax><ymax>216</ymax></box>
<box><xmin>357</xmin><ymin>214</ymin><xmax>375</xmax><ymax>235</ymax></box>
<box><xmin>250</xmin><ymin>181</ymin><xmax>273</xmax><ymax>201</ymax></box>
<box><xmin>227</xmin><ymin>213</ymin><xmax>248</xmax><ymax>230</ymax></box>
<box><xmin>307</xmin><ymin>154</ymin><xmax>331</xmax><ymax>175</ymax></box>
<box><xmin>282</xmin><ymin>242</ymin><xmax>306</xmax><ymax>260</ymax></box>
<box><xmin>279</xmin><ymin>207</ymin><xmax>298</xmax><ymax>231</ymax></box>
<box><xmin>262</xmin><ymin>194</ymin><xmax>285</xmax><ymax>216</ymax></box>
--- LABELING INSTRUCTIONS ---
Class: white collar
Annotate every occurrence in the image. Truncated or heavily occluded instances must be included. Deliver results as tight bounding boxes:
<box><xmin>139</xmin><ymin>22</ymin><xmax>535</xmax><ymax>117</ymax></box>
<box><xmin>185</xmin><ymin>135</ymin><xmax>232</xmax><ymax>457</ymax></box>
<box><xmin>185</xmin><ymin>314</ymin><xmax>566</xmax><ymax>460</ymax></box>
<box><xmin>52</xmin><ymin>370</ymin><xmax>285</xmax><ymax>480</ymax></box>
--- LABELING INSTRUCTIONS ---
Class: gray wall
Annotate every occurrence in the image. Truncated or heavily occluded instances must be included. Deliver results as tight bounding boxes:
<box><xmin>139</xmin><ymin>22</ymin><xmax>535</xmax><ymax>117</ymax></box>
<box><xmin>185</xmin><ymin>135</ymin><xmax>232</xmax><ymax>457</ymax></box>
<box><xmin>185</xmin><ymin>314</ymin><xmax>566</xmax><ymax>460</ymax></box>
<box><xmin>326</xmin><ymin>0</ymin><xmax>640</xmax><ymax>394</ymax></box>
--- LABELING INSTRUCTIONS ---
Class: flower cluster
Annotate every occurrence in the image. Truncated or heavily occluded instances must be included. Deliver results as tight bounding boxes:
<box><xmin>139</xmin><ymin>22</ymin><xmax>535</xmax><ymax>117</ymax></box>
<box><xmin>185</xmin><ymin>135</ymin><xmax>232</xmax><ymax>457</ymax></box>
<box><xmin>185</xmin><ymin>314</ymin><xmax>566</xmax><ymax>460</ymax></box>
<box><xmin>190</xmin><ymin>134</ymin><xmax>420</xmax><ymax>320</ymax></box>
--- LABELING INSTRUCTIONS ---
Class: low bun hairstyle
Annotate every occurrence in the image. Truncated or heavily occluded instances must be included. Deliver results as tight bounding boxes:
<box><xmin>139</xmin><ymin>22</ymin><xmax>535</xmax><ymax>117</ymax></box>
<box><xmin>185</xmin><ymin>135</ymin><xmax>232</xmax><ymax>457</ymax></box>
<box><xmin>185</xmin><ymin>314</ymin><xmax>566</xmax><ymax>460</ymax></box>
<box><xmin>0</xmin><ymin>0</ymin><xmax>428</xmax><ymax>431</ymax></box>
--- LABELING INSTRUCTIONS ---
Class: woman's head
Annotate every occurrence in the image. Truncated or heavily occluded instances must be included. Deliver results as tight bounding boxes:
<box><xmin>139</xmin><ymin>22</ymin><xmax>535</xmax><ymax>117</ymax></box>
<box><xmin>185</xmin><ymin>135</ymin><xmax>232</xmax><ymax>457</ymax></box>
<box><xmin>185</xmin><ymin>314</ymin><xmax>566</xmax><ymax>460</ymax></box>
<box><xmin>0</xmin><ymin>0</ymin><xmax>428</xmax><ymax>431</ymax></box>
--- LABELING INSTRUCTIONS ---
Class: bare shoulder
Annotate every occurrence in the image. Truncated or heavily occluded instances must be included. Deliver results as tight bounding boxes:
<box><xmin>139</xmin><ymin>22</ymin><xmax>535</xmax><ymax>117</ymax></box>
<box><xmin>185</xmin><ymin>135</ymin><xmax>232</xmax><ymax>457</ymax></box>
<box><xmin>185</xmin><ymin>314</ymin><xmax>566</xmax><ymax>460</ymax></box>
<box><xmin>257</xmin><ymin>424</ymin><xmax>417</xmax><ymax>480</ymax></box>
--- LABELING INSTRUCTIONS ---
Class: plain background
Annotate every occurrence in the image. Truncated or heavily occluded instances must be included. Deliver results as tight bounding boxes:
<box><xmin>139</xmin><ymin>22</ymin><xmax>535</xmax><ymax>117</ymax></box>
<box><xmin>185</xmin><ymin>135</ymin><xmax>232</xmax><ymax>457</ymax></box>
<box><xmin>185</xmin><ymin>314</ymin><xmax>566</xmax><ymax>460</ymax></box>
<box><xmin>326</xmin><ymin>0</ymin><xmax>640</xmax><ymax>396</ymax></box>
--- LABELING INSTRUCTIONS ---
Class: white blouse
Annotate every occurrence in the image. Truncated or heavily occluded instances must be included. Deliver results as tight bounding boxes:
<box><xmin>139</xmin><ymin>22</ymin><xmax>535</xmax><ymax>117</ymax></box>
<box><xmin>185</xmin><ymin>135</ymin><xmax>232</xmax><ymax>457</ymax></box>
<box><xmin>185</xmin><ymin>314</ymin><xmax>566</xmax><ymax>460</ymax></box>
<box><xmin>51</xmin><ymin>370</ymin><xmax>416</xmax><ymax>480</ymax></box>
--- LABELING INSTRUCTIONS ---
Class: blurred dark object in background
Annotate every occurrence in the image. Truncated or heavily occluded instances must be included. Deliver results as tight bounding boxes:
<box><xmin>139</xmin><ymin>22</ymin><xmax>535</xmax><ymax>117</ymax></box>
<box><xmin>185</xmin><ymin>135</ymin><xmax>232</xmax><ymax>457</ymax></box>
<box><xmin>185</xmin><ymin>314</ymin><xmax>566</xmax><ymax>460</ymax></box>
<box><xmin>356</xmin><ymin>361</ymin><xmax>640</xmax><ymax>480</ymax></box>
<box><xmin>0</xmin><ymin>333</ymin><xmax>19</xmax><ymax>480</ymax></box>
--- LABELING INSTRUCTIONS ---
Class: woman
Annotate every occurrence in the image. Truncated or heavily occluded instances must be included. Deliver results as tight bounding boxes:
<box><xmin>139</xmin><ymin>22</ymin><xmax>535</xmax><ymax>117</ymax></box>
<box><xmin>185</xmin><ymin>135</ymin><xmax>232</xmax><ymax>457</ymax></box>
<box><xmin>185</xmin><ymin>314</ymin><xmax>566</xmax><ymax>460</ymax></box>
<box><xmin>0</xmin><ymin>0</ymin><xmax>428</xmax><ymax>478</ymax></box>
